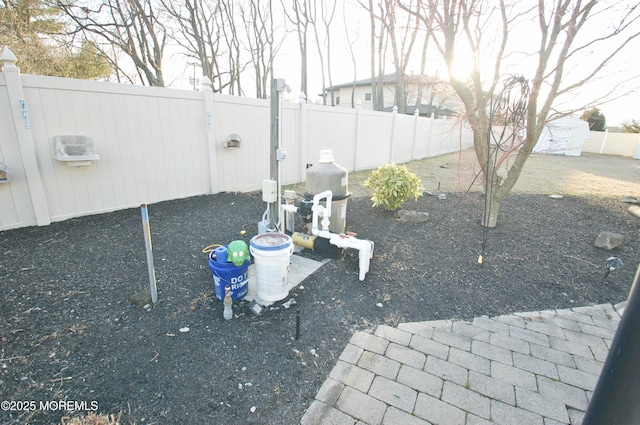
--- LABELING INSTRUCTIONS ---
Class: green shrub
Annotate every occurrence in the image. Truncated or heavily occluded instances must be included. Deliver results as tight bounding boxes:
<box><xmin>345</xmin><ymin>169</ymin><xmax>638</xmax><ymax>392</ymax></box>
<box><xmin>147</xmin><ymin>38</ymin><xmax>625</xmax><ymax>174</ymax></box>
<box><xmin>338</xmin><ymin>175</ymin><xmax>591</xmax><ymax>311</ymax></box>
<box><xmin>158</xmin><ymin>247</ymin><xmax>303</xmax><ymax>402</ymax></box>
<box><xmin>364</xmin><ymin>163</ymin><xmax>422</xmax><ymax>211</ymax></box>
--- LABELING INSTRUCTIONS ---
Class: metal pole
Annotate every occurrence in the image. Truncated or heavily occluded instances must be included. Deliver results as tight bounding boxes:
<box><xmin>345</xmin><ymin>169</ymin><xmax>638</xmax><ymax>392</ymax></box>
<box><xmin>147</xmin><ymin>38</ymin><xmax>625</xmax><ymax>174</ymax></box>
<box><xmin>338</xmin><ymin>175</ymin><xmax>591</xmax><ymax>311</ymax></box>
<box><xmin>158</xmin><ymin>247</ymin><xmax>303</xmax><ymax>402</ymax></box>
<box><xmin>582</xmin><ymin>263</ymin><xmax>640</xmax><ymax>424</ymax></box>
<box><xmin>269</xmin><ymin>80</ymin><xmax>280</xmax><ymax>230</ymax></box>
<box><xmin>140</xmin><ymin>204</ymin><xmax>158</xmax><ymax>304</ymax></box>
<box><xmin>269</xmin><ymin>78</ymin><xmax>289</xmax><ymax>231</ymax></box>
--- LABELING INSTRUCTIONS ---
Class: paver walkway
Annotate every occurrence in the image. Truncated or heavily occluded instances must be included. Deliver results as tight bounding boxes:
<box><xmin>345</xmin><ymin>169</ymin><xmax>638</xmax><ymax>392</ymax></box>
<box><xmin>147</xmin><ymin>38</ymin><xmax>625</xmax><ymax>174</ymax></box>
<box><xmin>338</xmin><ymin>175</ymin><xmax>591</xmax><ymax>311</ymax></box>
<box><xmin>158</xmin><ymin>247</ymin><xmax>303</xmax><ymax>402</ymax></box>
<box><xmin>301</xmin><ymin>302</ymin><xmax>625</xmax><ymax>425</ymax></box>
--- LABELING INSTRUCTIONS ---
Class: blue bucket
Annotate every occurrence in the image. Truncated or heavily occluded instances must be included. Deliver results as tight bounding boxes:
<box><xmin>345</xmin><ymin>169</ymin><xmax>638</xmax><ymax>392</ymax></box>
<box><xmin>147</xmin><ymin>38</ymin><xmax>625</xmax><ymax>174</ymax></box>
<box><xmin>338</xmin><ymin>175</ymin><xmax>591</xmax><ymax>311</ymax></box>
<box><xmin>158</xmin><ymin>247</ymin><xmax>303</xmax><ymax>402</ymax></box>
<box><xmin>208</xmin><ymin>250</ymin><xmax>249</xmax><ymax>301</ymax></box>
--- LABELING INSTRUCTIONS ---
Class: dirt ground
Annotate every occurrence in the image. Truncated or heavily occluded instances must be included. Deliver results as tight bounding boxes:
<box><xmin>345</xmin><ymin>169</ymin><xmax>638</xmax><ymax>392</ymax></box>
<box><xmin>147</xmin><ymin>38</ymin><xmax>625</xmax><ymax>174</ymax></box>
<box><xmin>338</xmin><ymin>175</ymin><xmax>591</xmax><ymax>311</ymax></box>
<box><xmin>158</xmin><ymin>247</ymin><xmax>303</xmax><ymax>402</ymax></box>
<box><xmin>344</xmin><ymin>150</ymin><xmax>640</xmax><ymax>198</ymax></box>
<box><xmin>1</xmin><ymin>151</ymin><xmax>639</xmax><ymax>425</ymax></box>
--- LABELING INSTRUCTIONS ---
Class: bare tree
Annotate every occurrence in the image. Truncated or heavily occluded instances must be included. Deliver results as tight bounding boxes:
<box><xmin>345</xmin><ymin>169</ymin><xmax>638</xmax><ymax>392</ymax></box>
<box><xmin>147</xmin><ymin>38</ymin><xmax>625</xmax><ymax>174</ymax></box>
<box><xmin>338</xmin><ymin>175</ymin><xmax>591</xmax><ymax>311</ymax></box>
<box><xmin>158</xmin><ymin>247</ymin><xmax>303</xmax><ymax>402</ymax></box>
<box><xmin>162</xmin><ymin>0</ymin><xmax>284</xmax><ymax>97</ymax></box>
<box><xmin>405</xmin><ymin>74</ymin><xmax>456</xmax><ymax>116</ymax></box>
<box><xmin>358</xmin><ymin>0</ymin><xmax>387</xmax><ymax>110</ymax></box>
<box><xmin>161</xmin><ymin>0</ymin><xmax>235</xmax><ymax>93</ymax></box>
<box><xmin>359</xmin><ymin>0</ymin><xmax>421</xmax><ymax>112</ymax></box>
<box><xmin>241</xmin><ymin>0</ymin><xmax>283</xmax><ymax>98</ymax></box>
<box><xmin>383</xmin><ymin>0</ymin><xmax>420</xmax><ymax>113</ymax></box>
<box><xmin>219</xmin><ymin>1</ymin><xmax>243</xmax><ymax>94</ymax></box>
<box><xmin>93</xmin><ymin>41</ymin><xmax>138</xmax><ymax>84</ymax></box>
<box><xmin>342</xmin><ymin>0</ymin><xmax>361</xmax><ymax>107</ymax></box>
<box><xmin>308</xmin><ymin>0</ymin><xmax>336</xmax><ymax>105</ymax></box>
<box><xmin>413</xmin><ymin>10</ymin><xmax>434</xmax><ymax>111</ymax></box>
<box><xmin>58</xmin><ymin>0</ymin><xmax>167</xmax><ymax>86</ymax></box>
<box><xmin>321</xmin><ymin>0</ymin><xmax>337</xmax><ymax>105</ymax></box>
<box><xmin>308</xmin><ymin>0</ymin><xmax>325</xmax><ymax>103</ymax></box>
<box><xmin>283</xmin><ymin>0</ymin><xmax>311</xmax><ymax>99</ymax></box>
<box><xmin>401</xmin><ymin>0</ymin><xmax>640</xmax><ymax>227</ymax></box>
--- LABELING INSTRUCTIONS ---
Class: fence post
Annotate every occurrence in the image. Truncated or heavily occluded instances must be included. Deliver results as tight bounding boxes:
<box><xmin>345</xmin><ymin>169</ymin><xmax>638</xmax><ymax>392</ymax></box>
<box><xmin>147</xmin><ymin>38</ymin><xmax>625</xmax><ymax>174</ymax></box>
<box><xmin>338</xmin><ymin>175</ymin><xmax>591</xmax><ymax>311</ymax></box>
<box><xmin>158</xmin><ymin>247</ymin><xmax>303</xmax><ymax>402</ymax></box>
<box><xmin>389</xmin><ymin>105</ymin><xmax>398</xmax><ymax>163</ymax></box>
<box><xmin>299</xmin><ymin>92</ymin><xmax>308</xmax><ymax>183</ymax></box>
<box><xmin>426</xmin><ymin>113</ymin><xmax>435</xmax><ymax>158</ymax></box>
<box><xmin>353</xmin><ymin>101</ymin><xmax>361</xmax><ymax>172</ymax></box>
<box><xmin>1</xmin><ymin>48</ymin><xmax>50</xmax><ymax>226</ymax></box>
<box><xmin>410</xmin><ymin>108</ymin><xmax>420</xmax><ymax>161</ymax></box>
<box><xmin>599</xmin><ymin>128</ymin><xmax>608</xmax><ymax>154</ymax></box>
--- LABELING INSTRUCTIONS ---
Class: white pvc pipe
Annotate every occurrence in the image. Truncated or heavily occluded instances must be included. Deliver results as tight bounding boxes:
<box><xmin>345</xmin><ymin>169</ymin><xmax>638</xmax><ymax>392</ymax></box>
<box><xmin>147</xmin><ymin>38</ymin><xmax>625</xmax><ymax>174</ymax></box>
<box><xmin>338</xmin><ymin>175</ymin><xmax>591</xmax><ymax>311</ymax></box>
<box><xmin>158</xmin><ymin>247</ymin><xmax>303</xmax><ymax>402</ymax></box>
<box><xmin>306</xmin><ymin>190</ymin><xmax>374</xmax><ymax>281</ymax></box>
<box><xmin>311</xmin><ymin>190</ymin><xmax>333</xmax><ymax>235</ymax></box>
<box><xmin>329</xmin><ymin>234</ymin><xmax>374</xmax><ymax>281</ymax></box>
<box><xmin>140</xmin><ymin>204</ymin><xmax>158</xmax><ymax>304</ymax></box>
<box><xmin>280</xmin><ymin>203</ymin><xmax>298</xmax><ymax>232</ymax></box>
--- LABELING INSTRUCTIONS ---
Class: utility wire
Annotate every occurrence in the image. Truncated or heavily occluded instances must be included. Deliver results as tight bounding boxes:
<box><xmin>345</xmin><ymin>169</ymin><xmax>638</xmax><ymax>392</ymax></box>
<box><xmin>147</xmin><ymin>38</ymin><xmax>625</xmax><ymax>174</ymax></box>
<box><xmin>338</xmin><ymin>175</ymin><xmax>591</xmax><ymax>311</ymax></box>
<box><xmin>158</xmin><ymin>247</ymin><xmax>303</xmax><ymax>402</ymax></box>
<box><xmin>400</xmin><ymin>76</ymin><xmax>529</xmax><ymax>259</ymax></box>
<box><xmin>478</xmin><ymin>75</ymin><xmax>530</xmax><ymax>265</ymax></box>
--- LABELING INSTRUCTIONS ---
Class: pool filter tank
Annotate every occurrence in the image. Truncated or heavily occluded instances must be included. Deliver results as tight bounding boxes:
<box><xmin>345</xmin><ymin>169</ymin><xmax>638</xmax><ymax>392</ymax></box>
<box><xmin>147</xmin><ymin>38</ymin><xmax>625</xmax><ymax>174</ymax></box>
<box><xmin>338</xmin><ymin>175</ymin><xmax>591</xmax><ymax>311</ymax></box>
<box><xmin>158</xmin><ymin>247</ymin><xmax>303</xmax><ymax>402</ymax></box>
<box><xmin>304</xmin><ymin>150</ymin><xmax>349</xmax><ymax>234</ymax></box>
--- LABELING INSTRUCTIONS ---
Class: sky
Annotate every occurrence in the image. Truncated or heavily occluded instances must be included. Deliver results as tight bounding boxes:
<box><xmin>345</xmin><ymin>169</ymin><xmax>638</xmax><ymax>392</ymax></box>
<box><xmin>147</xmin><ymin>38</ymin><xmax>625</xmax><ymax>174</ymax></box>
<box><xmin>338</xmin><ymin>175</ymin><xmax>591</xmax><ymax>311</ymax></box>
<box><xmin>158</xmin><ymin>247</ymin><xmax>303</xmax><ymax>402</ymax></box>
<box><xmin>288</xmin><ymin>1</ymin><xmax>640</xmax><ymax>126</ymax></box>
<box><xmin>169</xmin><ymin>0</ymin><xmax>640</xmax><ymax>126</ymax></box>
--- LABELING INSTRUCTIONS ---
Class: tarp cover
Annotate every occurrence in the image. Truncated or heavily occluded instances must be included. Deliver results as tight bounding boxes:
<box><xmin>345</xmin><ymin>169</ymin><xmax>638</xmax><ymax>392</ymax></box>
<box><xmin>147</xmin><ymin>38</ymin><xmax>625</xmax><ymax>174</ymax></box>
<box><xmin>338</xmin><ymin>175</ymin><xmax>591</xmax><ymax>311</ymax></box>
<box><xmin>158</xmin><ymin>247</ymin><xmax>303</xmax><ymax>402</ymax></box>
<box><xmin>533</xmin><ymin>116</ymin><xmax>591</xmax><ymax>156</ymax></box>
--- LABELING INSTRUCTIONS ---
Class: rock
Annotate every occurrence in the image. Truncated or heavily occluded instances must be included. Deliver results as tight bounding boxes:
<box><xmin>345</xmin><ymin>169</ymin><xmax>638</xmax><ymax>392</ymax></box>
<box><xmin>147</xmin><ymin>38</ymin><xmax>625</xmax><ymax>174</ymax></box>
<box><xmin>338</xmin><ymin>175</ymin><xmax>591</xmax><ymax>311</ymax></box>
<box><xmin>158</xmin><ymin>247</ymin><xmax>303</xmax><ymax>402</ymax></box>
<box><xmin>130</xmin><ymin>289</ymin><xmax>152</xmax><ymax>307</ymax></box>
<box><xmin>438</xmin><ymin>193</ymin><xmax>447</xmax><ymax>200</ymax></box>
<box><xmin>282</xmin><ymin>299</ymin><xmax>297</xmax><ymax>309</ymax></box>
<box><xmin>621</xmin><ymin>196</ymin><xmax>638</xmax><ymax>204</ymax></box>
<box><xmin>398</xmin><ymin>209</ymin><xmax>429</xmax><ymax>223</ymax></box>
<box><xmin>594</xmin><ymin>231</ymin><xmax>624</xmax><ymax>250</ymax></box>
<box><xmin>628</xmin><ymin>205</ymin><xmax>640</xmax><ymax>219</ymax></box>
<box><xmin>549</xmin><ymin>194</ymin><xmax>564</xmax><ymax>199</ymax></box>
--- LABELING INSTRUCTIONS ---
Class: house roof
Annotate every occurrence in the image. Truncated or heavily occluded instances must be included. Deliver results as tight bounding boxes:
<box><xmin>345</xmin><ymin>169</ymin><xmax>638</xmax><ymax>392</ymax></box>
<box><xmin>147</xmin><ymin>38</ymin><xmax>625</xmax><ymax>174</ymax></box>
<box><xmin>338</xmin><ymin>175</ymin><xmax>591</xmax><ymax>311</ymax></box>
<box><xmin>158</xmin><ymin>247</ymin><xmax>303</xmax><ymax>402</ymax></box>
<box><xmin>383</xmin><ymin>104</ymin><xmax>456</xmax><ymax>117</ymax></box>
<box><xmin>325</xmin><ymin>73</ymin><xmax>409</xmax><ymax>91</ymax></box>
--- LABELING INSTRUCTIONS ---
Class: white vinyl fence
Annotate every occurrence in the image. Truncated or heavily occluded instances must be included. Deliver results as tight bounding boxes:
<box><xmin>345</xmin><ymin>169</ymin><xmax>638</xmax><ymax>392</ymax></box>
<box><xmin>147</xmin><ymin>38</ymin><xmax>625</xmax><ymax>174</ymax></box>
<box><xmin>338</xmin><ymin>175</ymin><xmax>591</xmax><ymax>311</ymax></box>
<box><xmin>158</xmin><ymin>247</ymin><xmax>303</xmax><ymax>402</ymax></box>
<box><xmin>582</xmin><ymin>131</ymin><xmax>640</xmax><ymax>157</ymax></box>
<box><xmin>0</xmin><ymin>49</ymin><xmax>474</xmax><ymax>231</ymax></box>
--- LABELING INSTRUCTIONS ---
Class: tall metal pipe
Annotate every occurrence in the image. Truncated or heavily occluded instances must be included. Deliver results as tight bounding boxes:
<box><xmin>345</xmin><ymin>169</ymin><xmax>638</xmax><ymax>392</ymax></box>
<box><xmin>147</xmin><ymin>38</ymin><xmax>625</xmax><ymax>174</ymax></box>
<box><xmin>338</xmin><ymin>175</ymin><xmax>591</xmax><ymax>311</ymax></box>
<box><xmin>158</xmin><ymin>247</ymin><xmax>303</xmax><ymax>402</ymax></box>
<box><xmin>140</xmin><ymin>204</ymin><xmax>158</xmax><ymax>304</ymax></box>
<box><xmin>582</xmin><ymin>263</ymin><xmax>640</xmax><ymax>424</ymax></box>
<box><xmin>269</xmin><ymin>78</ymin><xmax>289</xmax><ymax>231</ymax></box>
<box><xmin>269</xmin><ymin>81</ymin><xmax>279</xmax><ymax>230</ymax></box>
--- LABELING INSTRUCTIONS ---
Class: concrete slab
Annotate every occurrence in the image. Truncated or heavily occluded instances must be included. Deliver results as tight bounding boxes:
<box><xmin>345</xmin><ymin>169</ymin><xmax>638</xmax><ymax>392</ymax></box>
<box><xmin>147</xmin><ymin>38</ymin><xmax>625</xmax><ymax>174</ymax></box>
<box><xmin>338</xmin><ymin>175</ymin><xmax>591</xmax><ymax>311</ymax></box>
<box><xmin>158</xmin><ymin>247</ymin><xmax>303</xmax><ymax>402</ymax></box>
<box><xmin>245</xmin><ymin>253</ymin><xmax>328</xmax><ymax>306</ymax></box>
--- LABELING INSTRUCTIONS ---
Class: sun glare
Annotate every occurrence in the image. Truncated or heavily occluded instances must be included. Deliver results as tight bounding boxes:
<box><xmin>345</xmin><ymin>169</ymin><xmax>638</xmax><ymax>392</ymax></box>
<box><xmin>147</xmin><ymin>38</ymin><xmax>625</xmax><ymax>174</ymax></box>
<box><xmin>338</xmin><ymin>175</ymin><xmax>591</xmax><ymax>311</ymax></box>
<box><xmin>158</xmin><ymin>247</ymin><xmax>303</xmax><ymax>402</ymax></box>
<box><xmin>450</xmin><ymin>44</ymin><xmax>475</xmax><ymax>80</ymax></box>
<box><xmin>450</xmin><ymin>57</ymin><xmax>473</xmax><ymax>80</ymax></box>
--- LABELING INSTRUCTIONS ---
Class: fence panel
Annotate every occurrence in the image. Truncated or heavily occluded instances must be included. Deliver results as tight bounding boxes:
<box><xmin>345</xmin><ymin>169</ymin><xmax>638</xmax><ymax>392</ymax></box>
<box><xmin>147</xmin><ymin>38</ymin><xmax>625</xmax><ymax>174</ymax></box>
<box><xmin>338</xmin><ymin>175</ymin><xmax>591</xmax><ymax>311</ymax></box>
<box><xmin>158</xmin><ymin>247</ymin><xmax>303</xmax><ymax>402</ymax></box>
<box><xmin>0</xmin><ymin>58</ymin><xmax>481</xmax><ymax>231</ymax></box>
<box><xmin>412</xmin><ymin>116</ymin><xmax>433</xmax><ymax>160</ymax></box>
<box><xmin>390</xmin><ymin>112</ymin><xmax>418</xmax><ymax>163</ymax></box>
<box><xmin>210</xmin><ymin>94</ymin><xmax>271</xmax><ymax>192</ymax></box>
<box><xmin>21</xmin><ymin>75</ymin><xmax>211</xmax><ymax>223</ymax></box>
<box><xmin>429</xmin><ymin>119</ymin><xmax>471</xmax><ymax>156</ymax></box>
<box><xmin>300</xmin><ymin>104</ymin><xmax>358</xmax><ymax>172</ymax></box>
<box><xmin>355</xmin><ymin>110</ymin><xmax>394</xmax><ymax>170</ymax></box>
<box><xmin>583</xmin><ymin>131</ymin><xmax>639</xmax><ymax>156</ymax></box>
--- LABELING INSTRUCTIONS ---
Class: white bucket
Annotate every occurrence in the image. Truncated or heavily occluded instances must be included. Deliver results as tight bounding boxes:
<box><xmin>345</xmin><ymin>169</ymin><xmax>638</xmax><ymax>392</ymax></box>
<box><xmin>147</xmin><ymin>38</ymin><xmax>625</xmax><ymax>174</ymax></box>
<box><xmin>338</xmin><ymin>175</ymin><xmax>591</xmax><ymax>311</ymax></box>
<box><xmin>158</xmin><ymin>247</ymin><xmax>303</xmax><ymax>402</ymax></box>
<box><xmin>250</xmin><ymin>233</ymin><xmax>294</xmax><ymax>302</ymax></box>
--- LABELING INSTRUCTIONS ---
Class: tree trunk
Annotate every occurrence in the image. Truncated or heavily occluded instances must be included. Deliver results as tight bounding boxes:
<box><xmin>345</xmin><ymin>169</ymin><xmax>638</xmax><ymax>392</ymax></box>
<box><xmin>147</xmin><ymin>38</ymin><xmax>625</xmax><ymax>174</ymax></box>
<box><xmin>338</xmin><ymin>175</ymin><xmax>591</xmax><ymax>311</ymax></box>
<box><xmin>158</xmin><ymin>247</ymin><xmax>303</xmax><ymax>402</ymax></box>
<box><xmin>482</xmin><ymin>191</ymin><xmax>500</xmax><ymax>228</ymax></box>
<box><xmin>480</xmin><ymin>150</ymin><xmax>501</xmax><ymax>228</ymax></box>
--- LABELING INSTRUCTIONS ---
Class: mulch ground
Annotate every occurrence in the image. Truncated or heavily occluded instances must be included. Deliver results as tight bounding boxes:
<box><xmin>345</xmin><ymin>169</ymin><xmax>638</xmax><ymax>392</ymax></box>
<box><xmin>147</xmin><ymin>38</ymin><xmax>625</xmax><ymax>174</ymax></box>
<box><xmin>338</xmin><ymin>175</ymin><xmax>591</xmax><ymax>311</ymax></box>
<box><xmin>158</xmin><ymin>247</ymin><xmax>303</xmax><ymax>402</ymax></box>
<box><xmin>1</xmin><ymin>190</ymin><xmax>638</xmax><ymax>424</ymax></box>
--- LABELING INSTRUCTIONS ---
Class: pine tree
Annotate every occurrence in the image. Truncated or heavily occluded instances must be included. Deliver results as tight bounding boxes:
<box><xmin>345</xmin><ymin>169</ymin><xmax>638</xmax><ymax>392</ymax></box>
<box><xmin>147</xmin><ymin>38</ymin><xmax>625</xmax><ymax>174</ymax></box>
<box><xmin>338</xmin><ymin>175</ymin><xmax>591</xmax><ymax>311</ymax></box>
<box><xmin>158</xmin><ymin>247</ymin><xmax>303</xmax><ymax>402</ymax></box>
<box><xmin>580</xmin><ymin>107</ymin><xmax>607</xmax><ymax>131</ymax></box>
<box><xmin>0</xmin><ymin>0</ymin><xmax>111</xmax><ymax>79</ymax></box>
<box><xmin>621</xmin><ymin>119</ymin><xmax>640</xmax><ymax>133</ymax></box>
